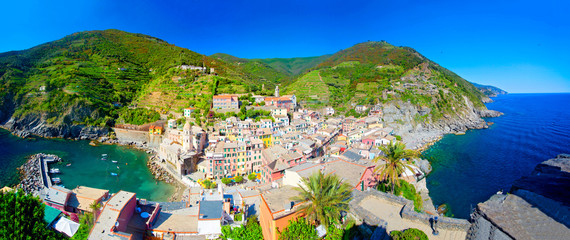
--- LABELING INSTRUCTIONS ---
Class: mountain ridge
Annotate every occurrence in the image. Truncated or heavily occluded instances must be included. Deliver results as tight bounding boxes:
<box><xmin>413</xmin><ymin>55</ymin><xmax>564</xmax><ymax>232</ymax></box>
<box><xmin>0</xmin><ymin>30</ymin><xmax>502</xmax><ymax>143</ymax></box>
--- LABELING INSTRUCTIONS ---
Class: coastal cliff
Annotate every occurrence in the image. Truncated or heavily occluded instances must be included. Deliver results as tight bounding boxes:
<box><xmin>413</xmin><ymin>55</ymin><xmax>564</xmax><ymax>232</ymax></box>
<box><xmin>382</xmin><ymin>94</ymin><xmax>502</xmax><ymax>150</ymax></box>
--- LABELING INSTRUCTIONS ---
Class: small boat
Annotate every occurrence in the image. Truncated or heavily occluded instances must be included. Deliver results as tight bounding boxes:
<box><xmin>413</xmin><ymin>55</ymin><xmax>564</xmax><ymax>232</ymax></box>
<box><xmin>52</xmin><ymin>178</ymin><xmax>62</xmax><ymax>184</ymax></box>
<box><xmin>101</xmin><ymin>157</ymin><xmax>107</xmax><ymax>161</ymax></box>
<box><xmin>66</xmin><ymin>163</ymin><xmax>71</xmax><ymax>167</ymax></box>
<box><xmin>102</xmin><ymin>154</ymin><xmax>108</xmax><ymax>157</ymax></box>
<box><xmin>112</xmin><ymin>160</ymin><xmax>118</xmax><ymax>163</ymax></box>
<box><xmin>116</xmin><ymin>166</ymin><xmax>120</xmax><ymax>169</ymax></box>
<box><xmin>49</xmin><ymin>168</ymin><xmax>61</xmax><ymax>174</ymax></box>
<box><xmin>110</xmin><ymin>173</ymin><xmax>118</xmax><ymax>176</ymax></box>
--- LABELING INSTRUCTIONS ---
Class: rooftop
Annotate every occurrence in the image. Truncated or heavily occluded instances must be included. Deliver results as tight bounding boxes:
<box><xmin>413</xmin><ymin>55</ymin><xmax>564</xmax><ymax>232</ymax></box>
<box><xmin>151</xmin><ymin>212</ymin><xmax>199</xmax><ymax>233</ymax></box>
<box><xmin>43</xmin><ymin>186</ymin><xmax>71</xmax><ymax>206</ymax></box>
<box><xmin>199</xmin><ymin>201</ymin><xmax>223</xmax><ymax>220</ymax></box>
<box><xmin>261</xmin><ymin>185</ymin><xmax>302</xmax><ymax>219</ymax></box>
<box><xmin>68</xmin><ymin>186</ymin><xmax>109</xmax><ymax>211</ymax></box>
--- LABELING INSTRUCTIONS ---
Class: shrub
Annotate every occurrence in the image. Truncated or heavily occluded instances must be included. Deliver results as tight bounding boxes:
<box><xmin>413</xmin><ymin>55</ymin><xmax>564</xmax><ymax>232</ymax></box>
<box><xmin>234</xmin><ymin>175</ymin><xmax>243</xmax><ymax>183</ymax></box>
<box><xmin>248</xmin><ymin>173</ymin><xmax>257</xmax><ymax>181</ymax></box>
<box><xmin>221</xmin><ymin>178</ymin><xmax>231</xmax><ymax>185</ymax></box>
<box><xmin>390</xmin><ymin>228</ymin><xmax>428</xmax><ymax>240</ymax></box>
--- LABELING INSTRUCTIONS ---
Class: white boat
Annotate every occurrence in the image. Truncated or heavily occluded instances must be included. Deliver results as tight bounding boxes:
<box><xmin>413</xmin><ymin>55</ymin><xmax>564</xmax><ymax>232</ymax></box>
<box><xmin>49</xmin><ymin>168</ymin><xmax>61</xmax><ymax>174</ymax></box>
<box><xmin>112</xmin><ymin>160</ymin><xmax>118</xmax><ymax>163</ymax></box>
<box><xmin>102</xmin><ymin>154</ymin><xmax>108</xmax><ymax>157</ymax></box>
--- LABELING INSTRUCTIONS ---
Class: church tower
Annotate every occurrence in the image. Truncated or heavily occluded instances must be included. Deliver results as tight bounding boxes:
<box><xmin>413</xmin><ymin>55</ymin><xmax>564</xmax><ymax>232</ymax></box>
<box><xmin>275</xmin><ymin>85</ymin><xmax>280</xmax><ymax>97</ymax></box>
<box><xmin>183</xmin><ymin>122</ymin><xmax>192</xmax><ymax>151</ymax></box>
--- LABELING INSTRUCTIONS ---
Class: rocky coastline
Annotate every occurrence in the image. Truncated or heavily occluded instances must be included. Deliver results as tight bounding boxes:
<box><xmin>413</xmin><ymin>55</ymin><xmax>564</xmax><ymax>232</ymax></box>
<box><xmin>381</xmin><ymin>100</ymin><xmax>503</xmax><ymax>150</ymax></box>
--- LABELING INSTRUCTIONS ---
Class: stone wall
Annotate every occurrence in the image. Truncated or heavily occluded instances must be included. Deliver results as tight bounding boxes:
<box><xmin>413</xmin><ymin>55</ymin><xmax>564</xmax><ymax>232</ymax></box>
<box><xmin>113</xmin><ymin>128</ymin><xmax>149</xmax><ymax>145</ymax></box>
<box><xmin>350</xmin><ymin>189</ymin><xmax>470</xmax><ymax>231</ymax></box>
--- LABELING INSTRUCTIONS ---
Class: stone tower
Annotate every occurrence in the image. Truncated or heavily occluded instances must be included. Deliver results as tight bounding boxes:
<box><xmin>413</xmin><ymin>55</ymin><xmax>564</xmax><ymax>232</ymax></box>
<box><xmin>275</xmin><ymin>85</ymin><xmax>280</xmax><ymax>97</ymax></box>
<box><xmin>183</xmin><ymin>122</ymin><xmax>192</xmax><ymax>151</ymax></box>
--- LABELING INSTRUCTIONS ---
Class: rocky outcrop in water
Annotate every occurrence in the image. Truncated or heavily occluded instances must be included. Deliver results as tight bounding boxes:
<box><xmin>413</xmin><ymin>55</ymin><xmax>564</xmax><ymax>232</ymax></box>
<box><xmin>467</xmin><ymin>154</ymin><xmax>570</xmax><ymax>240</ymax></box>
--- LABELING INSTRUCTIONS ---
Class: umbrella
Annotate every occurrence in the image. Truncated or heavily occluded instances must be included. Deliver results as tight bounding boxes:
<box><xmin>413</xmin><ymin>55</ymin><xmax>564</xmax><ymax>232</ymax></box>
<box><xmin>54</xmin><ymin>217</ymin><xmax>80</xmax><ymax>237</ymax></box>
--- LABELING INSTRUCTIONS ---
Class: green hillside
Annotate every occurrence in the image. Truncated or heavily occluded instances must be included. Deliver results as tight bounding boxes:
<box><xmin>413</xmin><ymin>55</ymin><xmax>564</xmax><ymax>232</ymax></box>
<box><xmin>254</xmin><ymin>55</ymin><xmax>332</xmax><ymax>76</ymax></box>
<box><xmin>211</xmin><ymin>53</ymin><xmax>290</xmax><ymax>93</ymax></box>
<box><xmin>0</xmin><ymin>30</ymin><xmax>252</xmax><ymax>127</ymax></box>
<box><xmin>284</xmin><ymin>41</ymin><xmax>489</xmax><ymax>121</ymax></box>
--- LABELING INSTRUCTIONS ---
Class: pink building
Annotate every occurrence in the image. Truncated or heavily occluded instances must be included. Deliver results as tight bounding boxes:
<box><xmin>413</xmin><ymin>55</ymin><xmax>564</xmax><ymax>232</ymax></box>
<box><xmin>204</xmin><ymin>139</ymin><xmax>264</xmax><ymax>179</ymax></box>
<box><xmin>88</xmin><ymin>191</ymin><xmax>137</xmax><ymax>240</ymax></box>
<box><xmin>213</xmin><ymin>95</ymin><xmax>239</xmax><ymax>110</ymax></box>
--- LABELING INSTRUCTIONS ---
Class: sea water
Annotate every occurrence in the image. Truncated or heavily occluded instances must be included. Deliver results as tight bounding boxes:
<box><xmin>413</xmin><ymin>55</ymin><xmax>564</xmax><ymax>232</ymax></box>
<box><xmin>424</xmin><ymin>93</ymin><xmax>570</xmax><ymax>219</ymax></box>
<box><xmin>0</xmin><ymin>129</ymin><xmax>174</xmax><ymax>201</ymax></box>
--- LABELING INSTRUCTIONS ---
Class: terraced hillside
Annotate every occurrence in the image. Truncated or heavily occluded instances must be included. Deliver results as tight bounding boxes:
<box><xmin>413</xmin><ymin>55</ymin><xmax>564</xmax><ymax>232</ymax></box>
<box><xmin>284</xmin><ymin>41</ymin><xmax>491</xmax><ymax>123</ymax></box>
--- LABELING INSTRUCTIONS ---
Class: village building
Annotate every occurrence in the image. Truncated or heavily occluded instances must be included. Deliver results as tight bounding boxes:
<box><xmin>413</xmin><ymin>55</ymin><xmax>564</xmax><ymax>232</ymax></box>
<box><xmin>158</xmin><ymin>122</ymin><xmax>205</xmax><ymax>176</ymax></box>
<box><xmin>213</xmin><ymin>95</ymin><xmax>240</xmax><ymax>110</ymax></box>
<box><xmin>183</xmin><ymin>107</ymin><xmax>195</xmax><ymax>117</ymax></box>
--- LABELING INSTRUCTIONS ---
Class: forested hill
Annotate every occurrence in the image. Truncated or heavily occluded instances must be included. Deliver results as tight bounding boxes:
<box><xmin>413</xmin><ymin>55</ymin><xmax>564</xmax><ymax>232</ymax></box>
<box><xmin>283</xmin><ymin>41</ymin><xmax>500</xmax><ymax>137</ymax></box>
<box><xmin>0</xmin><ymin>30</ymin><xmax>500</xmax><ymax>140</ymax></box>
<box><xmin>0</xmin><ymin>29</ymin><xmax>266</xmax><ymax>138</ymax></box>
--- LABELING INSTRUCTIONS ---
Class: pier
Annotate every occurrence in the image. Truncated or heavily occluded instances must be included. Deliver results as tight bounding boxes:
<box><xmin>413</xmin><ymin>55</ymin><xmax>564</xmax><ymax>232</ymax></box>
<box><xmin>18</xmin><ymin>153</ymin><xmax>61</xmax><ymax>195</ymax></box>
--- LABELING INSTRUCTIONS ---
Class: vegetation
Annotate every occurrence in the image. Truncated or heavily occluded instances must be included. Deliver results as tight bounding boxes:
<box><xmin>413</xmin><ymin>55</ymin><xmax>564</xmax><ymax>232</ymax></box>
<box><xmin>278</xmin><ymin>217</ymin><xmax>318</xmax><ymax>240</ymax></box>
<box><xmin>390</xmin><ymin>228</ymin><xmax>428</xmax><ymax>240</ymax></box>
<box><xmin>1</xmin><ymin>31</ymin><xmax>491</xmax><ymax>134</ymax></box>
<box><xmin>373</xmin><ymin>142</ymin><xmax>418</xmax><ymax>194</ymax></box>
<box><xmin>283</xmin><ymin>41</ymin><xmax>489</xmax><ymax>120</ymax></box>
<box><xmin>220</xmin><ymin>216</ymin><xmax>263</xmax><ymax>240</ymax></box>
<box><xmin>201</xmin><ymin>179</ymin><xmax>217</xmax><ymax>189</ymax></box>
<box><xmin>248</xmin><ymin>173</ymin><xmax>258</xmax><ymax>181</ymax></box>
<box><xmin>0</xmin><ymin>191</ymin><xmax>63</xmax><ymax>239</ymax></box>
<box><xmin>221</xmin><ymin>177</ymin><xmax>231</xmax><ymax>185</ymax></box>
<box><xmin>117</xmin><ymin>107</ymin><xmax>160</xmax><ymax>125</ymax></box>
<box><xmin>234</xmin><ymin>175</ymin><xmax>243</xmax><ymax>183</ymax></box>
<box><xmin>71</xmin><ymin>213</ymin><xmax>94</xmax><ymax>240</ymax></box>
<box><xmin>292</xmin><ymin>171</ymin><xmax>352</xmax><ymax>227</ymax></box>
<box><xmin>377</xmin><ymin>179</ymin><xmax>423</xmax><ymax>212</ymax></box>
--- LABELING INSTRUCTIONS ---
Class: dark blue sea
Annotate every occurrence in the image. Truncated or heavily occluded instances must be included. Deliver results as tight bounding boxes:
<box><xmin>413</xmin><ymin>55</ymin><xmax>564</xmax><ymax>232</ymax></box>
<box><xmin>423</xmin><ymin>93</ymin><xmax>570</xmax><ymax>219</ymax></box>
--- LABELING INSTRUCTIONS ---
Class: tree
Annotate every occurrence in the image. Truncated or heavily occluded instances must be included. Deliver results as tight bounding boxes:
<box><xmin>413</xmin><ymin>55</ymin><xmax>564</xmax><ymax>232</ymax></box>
<box><xmin>0</xmin><ymin>191</ymin><xmax>63</xmax><ymax>239</ymax></box>
<box><xmin>248</xmin><ymin>173</ymin><xmax>258</xmax><ymax>181</ymax></box>
<box><xmin>221</xmin><ymin>216</ymin><xmax>263</xmax><ymax>240</ymax></box>
<box><xmin>89</xmin><ymin>201</ymin><xmax>102</xmax><ymax>224</ymax></box>
<box><xmin>278</xmin><ymin>218</ymin><xmax>318</xmax><ymax>240</ymax></box>
<box><xmin>234</xmin><ymin>175</ymin><xmax>243</xmax><ymax>183</ymax></box>
<box><xmin>221</xmin><ymin>178</ymin><xmax>231</xmax><ymax>185</ymax></box>
<box><xmin>373</xmin><ymin>142</ymin><xmax>417</xmax><ymax>194</ymax></box>
<box><xmin>292</xmin><ymin>171</ymin><xmax>352</xmax><ymax>227</ymax></box>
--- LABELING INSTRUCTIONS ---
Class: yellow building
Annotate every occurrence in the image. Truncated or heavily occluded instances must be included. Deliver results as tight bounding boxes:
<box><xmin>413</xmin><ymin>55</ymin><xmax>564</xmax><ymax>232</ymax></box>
<box><xmin>149</xmin><ymin>125</ymin><xmax>163</xmax><ymax>135</ymax></box>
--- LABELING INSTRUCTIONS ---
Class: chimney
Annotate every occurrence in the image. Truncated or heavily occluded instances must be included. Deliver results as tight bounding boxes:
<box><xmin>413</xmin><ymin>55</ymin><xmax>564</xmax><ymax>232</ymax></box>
<box><xmin>284</xmin><ymin>201</ymin><xmax>293</xmax><ymax>212</ymax></box>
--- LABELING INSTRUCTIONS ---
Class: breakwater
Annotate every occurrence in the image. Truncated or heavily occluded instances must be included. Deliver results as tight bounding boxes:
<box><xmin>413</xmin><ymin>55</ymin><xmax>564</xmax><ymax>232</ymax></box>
<box><xmin>18</xmin><ymin>153</ymin><xmax>61</xmax><ymax>194</ymax></box>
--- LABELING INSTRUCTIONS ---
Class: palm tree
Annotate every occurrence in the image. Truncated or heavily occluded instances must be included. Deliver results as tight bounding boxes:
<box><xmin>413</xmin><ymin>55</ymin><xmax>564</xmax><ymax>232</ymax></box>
<box><xmin>373</xmin><ymin>142</ymin><xmax>418</xmax><ymax>194</ymax></box>
<box><xmin>292</xmin><ymin>171</ymin><xmax>352</xmax><ymax>227</ymax></box>
<box><xmin>89</xmin><ymin>201</ymin><xmax>102</xmax><ymax>224</ymax></box>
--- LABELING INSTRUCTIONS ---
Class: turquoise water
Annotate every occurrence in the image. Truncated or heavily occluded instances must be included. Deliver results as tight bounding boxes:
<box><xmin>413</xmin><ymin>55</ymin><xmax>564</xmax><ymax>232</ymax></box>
<box><xmin>424</xmin><ymin>93</ymin><xmax>570</xmax><ymax>219</ymax></box>
<box><xmin>0</xmin><ymin>129</ymin><xmax>174</xmax><ymax>201</ymax></box>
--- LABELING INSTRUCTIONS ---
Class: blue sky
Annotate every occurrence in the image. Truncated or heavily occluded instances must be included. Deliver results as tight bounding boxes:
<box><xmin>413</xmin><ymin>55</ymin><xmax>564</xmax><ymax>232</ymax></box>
<box><xmin>1</xmin><ymin>0</ymin><xmax>569</xmax><ymax>93</ymax></box>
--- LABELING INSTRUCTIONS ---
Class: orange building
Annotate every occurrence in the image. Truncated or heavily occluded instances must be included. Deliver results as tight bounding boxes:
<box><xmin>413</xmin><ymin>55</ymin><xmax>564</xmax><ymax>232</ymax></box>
<box><xmin>149</xmin><ymin>125</ymin><xmax>163</xmax><ymax>135</ymax></box>
<box><xmin>259</xmin><ymin>186</ymin><xmax>304</xmax><ymax>240</ymax></box>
